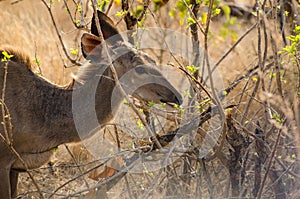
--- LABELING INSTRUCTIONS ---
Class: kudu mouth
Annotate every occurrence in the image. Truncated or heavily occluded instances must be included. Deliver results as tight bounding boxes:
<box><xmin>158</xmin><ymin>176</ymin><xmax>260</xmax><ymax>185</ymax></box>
<box><xmin>160</xmin><ymin>97</ymin><xmax>183</xmax><ymax>106</ymax></box>
<box><xmin>152</xmin><ymin>87</ymin><xmax>182</xmax><ymax>106</ymax></box>
<box><xmin>158</xmin><ymin>90</ymin><xmax>183</xmax><ymax>106</ymax></box>
<box><xmin>132</xmin><ymin>83</ymin><xmax>183</xmax><ymax>107</ymax></box>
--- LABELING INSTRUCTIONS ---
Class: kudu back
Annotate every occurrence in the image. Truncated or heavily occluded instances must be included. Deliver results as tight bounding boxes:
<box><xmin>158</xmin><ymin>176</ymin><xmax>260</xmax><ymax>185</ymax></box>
<box><xmin>0</xmin><ymin>11</ymin><xmax>182</xmax><ymax>198</ymax></box>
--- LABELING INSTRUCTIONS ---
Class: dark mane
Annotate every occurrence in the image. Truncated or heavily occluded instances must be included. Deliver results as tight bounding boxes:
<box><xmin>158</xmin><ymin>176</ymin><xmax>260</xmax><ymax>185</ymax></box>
<box><xmin>0</xmin><ymin>46</ymin><xmax>74</xmax><ymax>89</ymax></box>
<box><xmin>0</xmin><ymin>46</ymin><xmax>33</xmax><ymax>70</ymax></box>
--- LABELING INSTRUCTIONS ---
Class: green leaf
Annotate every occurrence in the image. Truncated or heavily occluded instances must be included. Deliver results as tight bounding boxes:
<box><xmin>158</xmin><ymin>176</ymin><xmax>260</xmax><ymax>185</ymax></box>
<box><xmin>186</xmin><ymin>65</ymin><xmax>199</xmax><ymax>75</ymax></box>
<box><xmin>176</xmin><ymin>0</ymin><xmax>187</xmax><ymax>12</ymax></box>
<box><xmin>168</xmin><ymin>9</ymin><xmax>176</xmax><ymax>18</ymax></box>
<box><xmin>123</xmin><ymin>99</ymin><xmax>129</xmax><ymax>106</ymax></box>
<box><xmin>147</xmin><ymin>101</ymin><xmax>155</xmax><ymax>107</ymax></box>
<box><xmin>33</xmin><ymin>57</ymin><xmax>40</xmax><ymax>66</ymax></box>
<box><xmin>251</xmin><ymin>11</ymin><xmax>257</xmax><ymax>17</ymax></box>
<box><xmin>77</xmin><ymin>5</ymin><xmax>82</xmax><ymax>12</ymax></box>
<box><xmin>114</xmin><ymin>0</ymin><xmax>121</xmax><ymax>6</ymax></box>
<box><xmin>2</xmin><ymin>51</ymin><xmax>13</xmax><ymax>59</ymax></box>
<box><xmin>201</xmin><ymin>13</ymin><xmax>207</xmax><ymax>25</ymax></box>
<box><xmin>213</xmin><ymin>8</ymin><xmax>221</xmax><ymax>16</ymax></box>
<box><xmin>272</xmin><ymin>113</ymin><xmax>282</xmax><ymax>124</ymax></box>
<box><xmin>75</xmin><ymin>20</ymin><xmax>80</xmax><ymax>26</ymax></box>
<box><xmin>70</xmin><ymin>48</ymin><xmax>79</xmax><ymax>55</ymax></box>
<box><xmin>137</xmin><ymin>119</ymin><xmax>144</xmax><ymax>129</ymax></box>
<box><xmin>1</xmin><ymin>51</ymin><xmax>14</xmax><ymax>62</ymax></box>
<box><xmin>51</xmin><ymin>146</ymin><xmax>59</xmax><ymax>152</ymax></box>
<box><xmin>187</xmin><ymin>16</ymin><xmax>196</xmax><ymax>26</ymax></box>
<box><xmin>269</xmin><ymin>73</ymin><xmax>276</xmax><ymax>78</ymax></box>
<box><xmin>284</xmin><ymin>11</ymin><xmax>289</xmax><ymax>16</ymax></box>
<box><xmin>132</xmin><ymin>5</ymin><xmax>144</xmax><ymax>18</ymax></box>
<box><xmin>179</xmin><ymin>108</ymin><xmax>184</xmax><ymax>117</ymax></box>
<box><xmin>153</xmin><ymin>0</ymin><xmax>164</xmax><ymax>10</ymax></box>
<box><xmin>116</xmin><ymin>10</ymin><xmax>127</xmax><ymax>17</ymax></box>
<box><xmin>98</xmin><ymin>0</ymin><xmax>109</xmax><ymax>11</ymax></box>
<box><xmin>183</xmin><ymin>89</ymin><xmax>192</xmax><ymax>98</ymax></box>
<box><xmin>294</xmin><ymin>25</ymin><xmax>300</xmax><ymax>34</ymax></box>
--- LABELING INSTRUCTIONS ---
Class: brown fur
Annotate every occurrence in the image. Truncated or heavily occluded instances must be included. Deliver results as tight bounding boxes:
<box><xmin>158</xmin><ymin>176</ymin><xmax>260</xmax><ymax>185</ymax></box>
<box><xmin>0</xmin><ymin>11</ymin><xmax>182</xmax><ymax>199</ymax></box>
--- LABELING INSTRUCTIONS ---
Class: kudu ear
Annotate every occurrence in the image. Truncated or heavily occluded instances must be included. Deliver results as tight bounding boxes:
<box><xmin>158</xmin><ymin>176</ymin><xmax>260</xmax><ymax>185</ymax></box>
<box><xmin>91</xmin><ymin>10</ymin><xmax>124</xmax><ymax>44</ymax></box>
<box><xmin>81</xmin><ymin>33</ymin><xmax>103</xmax><ymax>59</ymax></box>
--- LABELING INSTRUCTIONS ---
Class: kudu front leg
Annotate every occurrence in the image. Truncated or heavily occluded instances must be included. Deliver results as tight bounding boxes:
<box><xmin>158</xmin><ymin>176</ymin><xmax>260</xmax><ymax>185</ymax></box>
<box><xmin>0</xmin><ymin>167</ymin><xmax>13</xmax><ymax>199</ymax></box>
<box><xmin>10</xmin><ymin>170</ymin><xmax>19</xmax><ymax>198</ymax></box>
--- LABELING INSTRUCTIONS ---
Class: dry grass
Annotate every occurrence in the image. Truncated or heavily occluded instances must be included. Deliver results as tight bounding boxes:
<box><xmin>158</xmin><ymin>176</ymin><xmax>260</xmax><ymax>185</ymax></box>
<box><xmin>1</xmin><ymin>0</ymin><xmax>299</xmax><ymax>198</ymax></box>
<box><xmin>0</xmin><ymin>0</ymin><xmax>80</xmax><ymax>84</ymax></box>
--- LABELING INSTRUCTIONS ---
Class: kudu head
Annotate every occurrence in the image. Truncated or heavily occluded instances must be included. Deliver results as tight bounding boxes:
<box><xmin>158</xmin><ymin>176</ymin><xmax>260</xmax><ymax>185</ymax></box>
<box><xmin>81</xmin><ymin>11</ymin><xmax>183</xmax><ymax>106</ymax></box>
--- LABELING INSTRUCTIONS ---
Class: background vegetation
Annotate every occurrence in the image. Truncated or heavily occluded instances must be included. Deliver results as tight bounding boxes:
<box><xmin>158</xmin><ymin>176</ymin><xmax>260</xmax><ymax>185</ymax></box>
<box><xmin>0</xmin><ymin>0</ymin><xmax>299</xmax><ymax>198</ymax></box>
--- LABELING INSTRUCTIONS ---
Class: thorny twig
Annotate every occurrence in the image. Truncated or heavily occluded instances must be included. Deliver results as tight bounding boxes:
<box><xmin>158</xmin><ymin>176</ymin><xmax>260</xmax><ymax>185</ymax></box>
<box><xmin>121</xmin><ymin>0</ymin><xmax>150</xmax><ymax>44</ymax></box>
<box><xmin>48</xmin><ymin>145</ymin><xmax>152</xmax><ymax>198</ymax></box>
<box><xmin>1</xmin><ymin>61</ymin><xmax>12</xmax><ymax>144</ymax></box>
<box><xmin>183</xmin><ymin>0</ymin><xmax>205</xmax><ymax>35</ymax></box>
<box><xmin>64</xmin><ymin>144</ymin><xmax>90</xmax><ymax>189</ymax></box>
<box><xmin>202</xmin><ymin>1</ymin><xmax>226</xmax><ymax>152</ymax></box>
<box><xmin>58</xmin><ymin>104</ymin><xmax>227</xmax><ymax>197</ymax></box>
<box><xmin>200</xmin><ymin>159</ymin><xmax>214</xmax><ymax>199</ymax></box>
<box><xmin>41</xmin><ymin>0</ymin><xmax>82</xmax><ymax>66</ymax></box>
<box><xmin>62</xmin><ymin>0</ymin><xmax>85</xmax><ymax>28</ymax></box>
<box><xmin>257</xmin><ymin>125</ymin><xmax>282</xmax><ymax>199</ymax></box>
<box><xmin>208</xmin><ymin>22</ymin><xmax>258</xmax><ymax>81</ymax></box>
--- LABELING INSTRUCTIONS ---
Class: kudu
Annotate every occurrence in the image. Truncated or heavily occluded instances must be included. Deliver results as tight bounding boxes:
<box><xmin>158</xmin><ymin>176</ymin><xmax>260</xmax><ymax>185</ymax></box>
<box><xmin>0</xmin><ymin>11</ymin><xmax>182</xmax><ymax>198</ymax></box>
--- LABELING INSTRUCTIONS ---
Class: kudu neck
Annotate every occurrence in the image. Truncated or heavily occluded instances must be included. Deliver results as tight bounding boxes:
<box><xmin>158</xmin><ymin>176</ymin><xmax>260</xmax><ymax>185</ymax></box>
<box><xmin>32</xmin><ymin>63</ymin><xmax>124</xmax><ymax>144</ymax></box>
<box><xmin>70</xmin><ymin>67</ymin><xmax>123</xmax><ymax>141</ymax></box>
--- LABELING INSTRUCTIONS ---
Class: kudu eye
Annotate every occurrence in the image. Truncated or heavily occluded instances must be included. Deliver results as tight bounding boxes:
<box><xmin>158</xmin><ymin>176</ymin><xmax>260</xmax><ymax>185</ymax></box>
<box><xmin>135</xmin><ymin>67</ymin><xmax>146</xmax><ymax>74</ymax></box>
